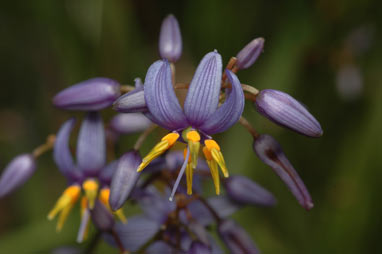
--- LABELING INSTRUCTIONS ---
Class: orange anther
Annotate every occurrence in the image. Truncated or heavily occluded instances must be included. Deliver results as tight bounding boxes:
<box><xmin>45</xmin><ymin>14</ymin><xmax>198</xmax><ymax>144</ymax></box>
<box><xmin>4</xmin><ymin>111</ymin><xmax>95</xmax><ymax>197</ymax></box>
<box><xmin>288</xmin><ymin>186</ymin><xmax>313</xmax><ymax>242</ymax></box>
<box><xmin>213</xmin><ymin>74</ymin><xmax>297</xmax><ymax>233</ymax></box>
<box><xmin>99</xmin><ymin>188</ymin><xmax>110</xmax><ymax>205</ymax></box>
<box><xmin>186</xmin><ymin>130</ymin><xmax>200</xmax><ymax>142</ymax></box>
<box><xmin>161</xmin><ymin>132</ymin><xmax>180</xmax><ymax>146</ymax></box>
<box><xmin>203</xmin><ymin>146</ymin><xmax>213</xmax><ymax>161</ymax></box>
<box><xmin>82</xmin><ymin>179</ymin><xmax>98</xmax><ymax>191</ymax></box>
<box><xmin>204</xmin><ymin>139</ymin><xmax>220</xmax><ymax>151</ymax></box>
<box><xmin>63</xmin><ymin>185</ymin><xmax>81</xmax><ymax>199</ymax></box>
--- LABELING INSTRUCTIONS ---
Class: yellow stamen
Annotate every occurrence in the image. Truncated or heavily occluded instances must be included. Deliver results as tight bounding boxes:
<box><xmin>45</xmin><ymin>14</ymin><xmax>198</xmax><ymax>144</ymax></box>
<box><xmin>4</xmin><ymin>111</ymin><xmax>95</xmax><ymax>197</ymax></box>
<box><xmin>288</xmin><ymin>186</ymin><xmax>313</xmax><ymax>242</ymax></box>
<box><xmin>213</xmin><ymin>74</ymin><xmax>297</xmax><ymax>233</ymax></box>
<box><xmin>48</xmin><ymin>185</ymin><xmax>81</xmax><ymax>220</ymax></box>
<box><xmin>208</xmin><ymin>160</ymin><xmax>220</xmax><ymax>195</ymax></box>
<box><xmin>80</xmin><ymin>196</ymin><xmax>88</xmax><ymax>216</ymax></box>
<box><xmin>204</xmin><ymin>139</ymin><xmax>229</xmax><ymax>177</ymax></box>
<box><xmin>56</xmin><ymin>202</ymin><xmax>74</xmax><ymax>232</ymax></box>
<box><xmin>82</xmin><ymin>179</ymin><xmax>99</xmax><ymax>209</ymax></box>
<box><xmin>137</xmin><ymin>132</ymin><xmax>179</xmax><ymax>172</ymax></box>
<box><xmin>186</xmin><ymin>163</ymin><xmax>193</xmax><ymax>195</ymax></box>
<box><xmin>186</xmin><ymin>130</ymin><xmax>200</xmax><ymax>169</ymax></box>
<box><xmin>99</xmin><ymin>188</ymin><xmax>127</xmax><ymax>224</ymax></box>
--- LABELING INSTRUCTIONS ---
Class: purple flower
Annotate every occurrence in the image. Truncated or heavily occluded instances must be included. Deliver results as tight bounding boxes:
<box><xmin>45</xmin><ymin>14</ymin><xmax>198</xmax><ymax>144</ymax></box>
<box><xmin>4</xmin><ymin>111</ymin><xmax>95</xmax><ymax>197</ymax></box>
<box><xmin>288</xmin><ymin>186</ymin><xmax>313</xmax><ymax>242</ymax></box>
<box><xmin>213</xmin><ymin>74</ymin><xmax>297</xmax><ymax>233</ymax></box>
<box><xmin>253</xmin><ymin>134</ymin><xmax>313</xmax><ymax>210</ymax></box>
<box><xmin>0</xmin><ymin>154</ymin><xmax>36</xmax><ymax>197</ymax></box>
<box><xmin>53</xmin><ymin>78</ymin><xmax>120</xmax><ymax>111</ymax></box>
<box><xmin>137</xmin><ymin>51</ymin><xmax>245</xmax><ymax>200</ymax></box>
<box><xmin>255</xmin><ymin>89</ymin><xmax>323</xmax><ymax>137</ymax></box>
<box><xmin>236</xmin><ymin>37</ymin><xmax>264</xmax><ymax>70</ymax></box>
<box><xmin>109</xmin><ymin>113</ymin><xmax>152</xmax><ymax>134</ymax></box>
<box><xmin>159</xmin><ymin>14</ymin><xmax>182</xmax><ymax>62</ymax></box>
<box><xmin>113</xmin><ymin>86</ymin><xmax>147</xmax><ymax>113</ymax></box>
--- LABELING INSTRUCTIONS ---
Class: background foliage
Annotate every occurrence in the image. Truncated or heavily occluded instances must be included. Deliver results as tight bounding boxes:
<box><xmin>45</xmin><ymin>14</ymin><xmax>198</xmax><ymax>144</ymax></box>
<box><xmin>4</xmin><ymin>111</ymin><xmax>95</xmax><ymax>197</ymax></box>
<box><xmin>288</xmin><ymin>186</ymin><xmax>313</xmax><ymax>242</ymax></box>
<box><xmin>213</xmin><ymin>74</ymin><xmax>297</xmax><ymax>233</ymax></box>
<box><xmin>0</xmin><ymin>0</ymin><xmax>381</xmax><ymax>253</ymax></box>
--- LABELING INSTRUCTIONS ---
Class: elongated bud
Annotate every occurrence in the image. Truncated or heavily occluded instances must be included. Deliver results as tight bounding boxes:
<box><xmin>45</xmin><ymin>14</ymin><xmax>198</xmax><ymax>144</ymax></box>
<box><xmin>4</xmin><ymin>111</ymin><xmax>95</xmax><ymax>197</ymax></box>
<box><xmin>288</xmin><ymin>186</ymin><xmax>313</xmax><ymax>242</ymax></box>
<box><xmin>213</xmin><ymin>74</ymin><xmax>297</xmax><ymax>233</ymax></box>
<box><xmin>0</xmin><ymin>154</ymin><xmax>36</xmax><ymax>197</ymax></box>
<box><xmin>113</xmin><ymin>86</ymin><xmax>147</xmax><ymax>113</ymax></box>
<box><xmin>225</xmin><ymin>175</ymin><xmax>276</xmax><ymax>206</ymax></box>
<box><xmin>255</xmin><ymin>89</ymin><xmax>323</xmax><ymax>137</ymax></box>
<box><xmin>159</xmin><ymin>14</ymin><xmax>182</xmax><ymax>62</ymax></box>
<box><xmin>110</xmin><ymin>113</ymin><xmax>152</xmax><ymax>134</ymax></box>
<box><xmin>236</xmin><ymin>37</ymin><xmax>264</xmax><ymax>70</ymax></box>
<box><xmin>253</xmin><ymin>134</ymin><xmax>313</xmax><ymax>210</ymax></box>
<box><xmin>189</xmin><ymin>241</ymin><xmax>212</xmax><ymax>254</ymax></box>
<box><xmin>218</xmin><ymin>219</ymin><xmax>259</xmax><ymax>254</ymax></box>
<box><xmin>109</xmin><ymin>151</ymin><xmax>141</xmax><ymax>211</ymax></box>
<box><xmin>53</xmin><ymin>78</ymin><xmax>120</xmax><ymax>111</ymax></box>
<box><xmin>91</xmin><ymin>201</ymin><xmax>114</xmax><ymax>232</ymax></box>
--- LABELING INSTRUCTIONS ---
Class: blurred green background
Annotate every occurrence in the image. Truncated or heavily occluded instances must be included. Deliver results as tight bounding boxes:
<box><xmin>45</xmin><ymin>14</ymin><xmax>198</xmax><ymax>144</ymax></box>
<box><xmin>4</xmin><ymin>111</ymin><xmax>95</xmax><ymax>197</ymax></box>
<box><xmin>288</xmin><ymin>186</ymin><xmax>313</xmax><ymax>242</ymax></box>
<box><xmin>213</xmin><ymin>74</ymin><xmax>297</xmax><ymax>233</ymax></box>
<box><xmin>0</xmin><ymin>0</ymin><xmax>381</xmax><ymax>253</ymax></box>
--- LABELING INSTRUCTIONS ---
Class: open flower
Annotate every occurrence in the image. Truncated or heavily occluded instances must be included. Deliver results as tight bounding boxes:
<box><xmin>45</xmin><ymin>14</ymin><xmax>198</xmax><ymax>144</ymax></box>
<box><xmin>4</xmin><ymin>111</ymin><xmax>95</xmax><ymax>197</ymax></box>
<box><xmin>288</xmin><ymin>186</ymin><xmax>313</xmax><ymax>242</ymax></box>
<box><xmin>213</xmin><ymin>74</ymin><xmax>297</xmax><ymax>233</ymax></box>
<box><xmin>136</xmin><ymin>51</ymin><xmax>245</xmax><ymax>200</ymax></box>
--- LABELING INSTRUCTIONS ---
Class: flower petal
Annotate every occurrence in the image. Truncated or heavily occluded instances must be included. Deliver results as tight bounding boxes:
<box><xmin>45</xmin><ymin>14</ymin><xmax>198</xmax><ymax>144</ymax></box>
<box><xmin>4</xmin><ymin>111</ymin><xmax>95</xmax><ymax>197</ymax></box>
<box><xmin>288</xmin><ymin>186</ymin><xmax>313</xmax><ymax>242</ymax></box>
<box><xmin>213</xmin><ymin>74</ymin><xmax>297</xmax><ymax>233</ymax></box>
<box><xmin>184</xmin><ymin>51</ymin><xmax>222</xmax><ymax>128</ymax></box>
<box><xmin>98</xmin><ymin>160</ymin><xmax>118</xmax><ymax>186</ymax></box>
<box><xmin>236</xmin><ymin>37</ymin><xmax>264</xmax><ymax>70</ymax></box>
<box><xmin>110</xmin><ymin>113</ymin><xmax>152</xmax><ymax>134</ymax></box>
<box><xmin>91</xmin><ymin>201</ymin><xmax>115</xmax><ymax>232</ymax></box>
<box><xmin>144</xmin><ymin>60</ymin><xmax>187</xmax><ymax>130</ymax></box>
<box><xmin>54</xmin><ymin>118</ymin><xmax>82</xmax><ymax>181</ymax></box>
<box><xmin>159</xmin><ymin>14</ymin><xmax>182</xmax><ymax>62</ymax></box>
<box><xmin>76</xmin><ymin>112</ymin><xmax>106</xmax><ymax>176</ymax></box>
<box><xmin>253</xmin><ymin>134</ymin><xmax>313</xmax><ymax>210</ymax></box>
<box><xmin>53</xmin><ymin>78</ymin><xmax>120</xmax><ymax>111</ymax></box>
<box><xmin>113</xmin><ymin>86</ymin><xmax>148</xmax><ymax>113</ymax></box>
<box><xmin>200</xmin><ymin>70</ymin><xmax>244</xmax><ymax>134</ymax></box>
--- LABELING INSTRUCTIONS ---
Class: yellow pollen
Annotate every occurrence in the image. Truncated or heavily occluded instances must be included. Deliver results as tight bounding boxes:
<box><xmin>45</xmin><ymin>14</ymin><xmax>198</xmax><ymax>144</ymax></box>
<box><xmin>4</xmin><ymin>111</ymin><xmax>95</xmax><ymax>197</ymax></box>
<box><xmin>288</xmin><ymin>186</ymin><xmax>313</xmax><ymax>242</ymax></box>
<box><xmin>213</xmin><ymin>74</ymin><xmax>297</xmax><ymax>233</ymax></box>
<box><xmin>82</xmin><ymin>179</ymin><xmax>99</xmax><ymax>209</ymax></box>
<box><xmin>204</xmin><ymin>139</ymin><xmax>220</xmax><ymax>151</ymax></box>
<box><xmin>186</xmin><ymin>130</ymin><xmax>200</xmax><ymax>142</ymax></box>
<box><xmin>161</xmin><ymin>132</ymin><xmax>180</xmax><ymax>147</ymax></box>
<box><xmin>83</xmin><ymin>179</ymin><xmax>98</xmax><ymax>191</ymax></box>
<box><xmin>47</xmin><ymin>185</ymin><xmax>81</xmax><ymax>221</ymax></box>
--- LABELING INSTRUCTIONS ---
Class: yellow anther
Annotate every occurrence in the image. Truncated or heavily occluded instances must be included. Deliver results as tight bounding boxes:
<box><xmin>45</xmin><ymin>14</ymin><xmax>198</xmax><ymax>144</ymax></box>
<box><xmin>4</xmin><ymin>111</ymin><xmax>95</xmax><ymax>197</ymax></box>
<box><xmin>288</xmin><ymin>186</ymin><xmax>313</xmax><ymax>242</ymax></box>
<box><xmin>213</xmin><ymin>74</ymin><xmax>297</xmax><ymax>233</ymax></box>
<box><xmin>208</xmin><ymin>160</ymin><xmax>220</xmax><ymax>195</ymax></box>
<box><xmin>56</xmin><ymin>202</ymin><xmax>74</xmax><ymax>232</ymax></box>
<box><xmin>204</xmin><ymin>139</ymin><xmax>229</xmax><ymax>178</ymax></box>
<box><xmin>186</xmin><ymin>131</ymin><xmax>200</xmax><ymax>169</ymax></box>
<box><xmin>48</xmin><ymin>185</ymin><xmax>81</xmax><ymax>220</ymax></box>
<box><xmin>202</xmin><ymin>146</ymin><xmax>213</xmax><ymax>161</ymax></box>
<box><xmin>137</xmin><ymin>132</ymin><xmax>180</xmax><ymax>172</ymax></box>
<box><xmin>186</xmin><ymin>130</ymin><xmax>200</xmax><ymax>142</ymax></box>
<box><xmin>204</xmin><ymin>139</ymin><xmax>220</xmax><ymax>151</ymax></box>
<box><xmin>82</xmin><ymin>179</ymin><xmax>99</xmax><ymax>210</ymax></box>
<box><xmin>186</xmin><ymin>163</ymin><xmax>193</xmax><ymax>195</ymax></box>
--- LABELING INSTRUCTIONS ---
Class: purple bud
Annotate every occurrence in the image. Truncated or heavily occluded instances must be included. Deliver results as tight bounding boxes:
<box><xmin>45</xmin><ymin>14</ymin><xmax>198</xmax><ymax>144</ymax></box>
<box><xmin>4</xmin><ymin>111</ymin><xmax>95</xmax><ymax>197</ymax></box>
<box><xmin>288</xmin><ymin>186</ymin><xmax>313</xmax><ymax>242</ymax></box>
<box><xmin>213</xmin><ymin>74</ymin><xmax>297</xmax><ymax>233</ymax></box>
<box><xmin>218</xmin><ymin>219</ymin><xmax>259</xmax><ymax>254</ymax></box>
<box><xmin>110</xmin><ymin>113</ymin><xmax>152</xmax><ymax>134</ymax></box>
<box><xmin>253</xmin><ymin>134</ymin><xmax>313</xmax><ymax>210</ymax></box>
<box><xmin>225</xmin><ymin>175</ymin><xmax>276</xmax><ymax>206</ymax></box>
<box><xmin>189</xmin><ymin>241</ymin><xmax>212</xmax><ymax>254</ymax></box>
<box><xmin>0</xmin><ymin>154</ymin><xmax>36</xmax><ymax>197</ymax></box>
<box><xmin>255</xmin><ymin>89</ymin><xmax>323</xmax><ymax>137</ymax></box>
<box><xmin>113</xmin><ymin>86</ymin><xmax>147</xmax><ymax>113</ymax></box>
<box><xmin>159</xmin><ymin>14</ymin><xmax>182</xmax><ymax>62</ymax></box>
<box><xmin>236</xmin><ymin>38</ymin><xmax>264</xmax><ymax>70</ymax></box>
<box><xmin>91</xmin><ymin>201</ymin><xmax>114</xmax><ymax>232</ymax></box>
<box><xmin>53</xmin><ymin>78</ymin><xmax>120</xmax><ymax>111</ymax></box>
<box><xmin>109</xmin><ymin>151</ymin><xmax>141</xmax><ymax>211</ymax></box>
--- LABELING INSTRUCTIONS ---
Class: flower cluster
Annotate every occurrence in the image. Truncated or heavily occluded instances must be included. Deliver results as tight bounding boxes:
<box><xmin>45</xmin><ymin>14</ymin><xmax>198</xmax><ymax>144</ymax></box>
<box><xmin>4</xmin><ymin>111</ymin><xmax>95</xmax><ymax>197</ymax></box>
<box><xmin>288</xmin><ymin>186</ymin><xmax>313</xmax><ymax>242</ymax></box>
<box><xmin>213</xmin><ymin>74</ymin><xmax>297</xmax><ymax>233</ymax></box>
<box><xmin>0</xmin><ymin>14</ymin><xmax>322</xmax><ymax>253</ymax></box>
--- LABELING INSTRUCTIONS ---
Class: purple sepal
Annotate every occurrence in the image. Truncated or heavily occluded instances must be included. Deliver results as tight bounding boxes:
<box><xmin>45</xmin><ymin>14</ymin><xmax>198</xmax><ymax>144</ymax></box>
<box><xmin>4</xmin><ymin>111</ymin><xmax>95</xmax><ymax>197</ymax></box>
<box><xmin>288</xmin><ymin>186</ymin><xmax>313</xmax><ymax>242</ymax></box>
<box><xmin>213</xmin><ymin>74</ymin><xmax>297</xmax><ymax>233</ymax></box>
<box><xmin>189</xmin><ymin>241</ymin><xmax>212</xmax><ymax>254</ymax></box>
<box><xmin>255</xmin><ymin>89</ymin><xmax>323</xmax><ymax>137</ymax></box>
<box><xmin>236</xmin><ymin>37</ymin><xmax>264</xmax><ymax>70</ymax></box>
<box><xmin>0</xmin><ymin>154</ymin><xmax>36</xmax><ymax>197</ymax></box>
<box><xmin>91</xmin><ymin>201</ymin><xmax>114</xmax><ymax>232</ymax></box>
<box><xmin>218</xmin><ymin>219</ymin><xmax>259</xmax><ymax>254</ymax></box>
<box><xmin>159</xmin><ymin>14</ymin><xmax>182</xmax><ymax>62</ymax></box>
<box><xmin>98</xmin><ymin>160</ymin><xmax>118</xmax><ymax>186</ymax></box>
<box><xmin>184</xmin><ymin>51</ymin><xmax>222</xmax><ymax>128</ymax></box>
<box><xmin>53</xmin><ymin>78</ymin><xmax>120</xmax><ymax>111</ymax></box>
<box><xmin>144</xmin><ymin>60</ymin><xmax>187</xmax><ymax>130</ymax></box>
<box><xmin>110</xmin><ymin>113</ymin><xmax>152</xmax><ymax>134</ymax></box>
<box><xmin>225</xmin><ymin>175</ymin><xmax>276</xmax><ymax>206</ymax></box>
<box><xmin>109</xmin><ymin>151</ymin><xmax>141</xmax><ymax>211</ymax></box>
<box><xmin>76</xmin><ymin>112</ymin><xmax>106</xmax><ymax>176</ymax></box>
<box><xmin>200</xmin><ymin>70</ymin><xmax>244</xmax><ymax>134</ymax></box>
<box><xmin>54</xmin><ymin>118</ymin><xmax>82</xmax><ymax>181</ymax></box>
<box><xmin>253</xmin><ymin>134</ymin><xmax>313</xmax><ymax>210</ymax></box>
<box><xmin>113</xmin><ymin>86</ymin><xmax>148</xmax><ymax>113</ymax></box>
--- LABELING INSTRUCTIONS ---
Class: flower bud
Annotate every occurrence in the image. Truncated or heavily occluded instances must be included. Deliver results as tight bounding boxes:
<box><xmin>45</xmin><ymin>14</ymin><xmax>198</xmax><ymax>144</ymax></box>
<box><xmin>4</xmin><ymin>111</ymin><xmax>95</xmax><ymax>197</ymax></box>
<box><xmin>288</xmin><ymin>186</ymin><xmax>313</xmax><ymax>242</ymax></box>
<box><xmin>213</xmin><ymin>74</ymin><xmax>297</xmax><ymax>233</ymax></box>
<box><xmin>0</xmin><ymin>154</ymin><xmax>36</xmax><ymax>197</ymax></box>
<box><xmin>218</xmin><ymin>219</ymin><xmax>259</xmax><ymax>254</ymax></box>
<box><xmin>236</xmin><ymin>37</ymin><xmax>264</xmax><ymax>70</ymax></box>
<box><xmin>113</xmin><ymin>86</ymin><xmax>147</xmax><ymax>113</ymax></box>
<box><xmin>253</xmin><ymin>134</ymin><xmax>313</xmax><ymax>210</ymax></box>
<box><xmin>91</xmin><ymin>201</ymin><xmax>114</xmax><ymax>232</ymax></box>
<box><xmin>189</xmin><ymin>241</ymin><xmax>212</xmax><ymax>254</ymax></box>
<box><xmin>255</xmin><ymin>89</ymin><xmax>323</xmax><ymax>137</ymax></box>
<box><xmin>109</xmin><ymin>151</ymin><xmax>141</xmax><ymax>211</ymax></box>
<box><xmin>110</xmin><ymin>113</ymin><xmax>152</xmax><ymax>134</ymax></box>
<box><xmin>159</xmin><ymin>14</ymin><xmax>182</xmax><ymax>62</ymax></box>
<box><xmin>53</xmin><ymin>78</ymin><xmax>120</xmax><ymax>111</ymax></box>
<box><xmin>225</xmin><ymin>175</ymin><xmax>276</xmax><ymax>206</ymax></box>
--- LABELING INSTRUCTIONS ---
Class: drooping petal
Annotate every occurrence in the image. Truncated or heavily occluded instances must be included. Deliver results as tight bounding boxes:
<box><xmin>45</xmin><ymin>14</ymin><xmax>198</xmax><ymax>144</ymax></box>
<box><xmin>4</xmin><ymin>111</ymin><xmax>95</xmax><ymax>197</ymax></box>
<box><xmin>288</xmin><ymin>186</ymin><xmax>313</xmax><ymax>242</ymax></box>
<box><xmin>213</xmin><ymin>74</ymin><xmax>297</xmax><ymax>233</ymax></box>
<box><xmin>184</xmin><ymin>51</ymin><xmax>222</xmax><ymax>128</ymax></box>
<box><xmin>91</xmin><ymin>201</ymin><xmax>115</xmax><ymax>232</ymax></box>
<box><xmin>0</xmin><ymin>154</ymin><xmax>36</xmax><ymax>197</ymax></box>
<box><xmin>253</xmin><ymin>134</ymin><xmax>313</xmax><ymax>210</ymax></box>
<box><xmin>76</xmin><ymin>112</ymin><xmax>106</xmax><ymax>176</ymax></box>
<box><xmin>236</xmin><ymin>37</ymin><xmax>264</xmax><ymax>70</ymax></box>
<box><xmin>54</xmin><ymin>118</ymin><xmax>82</xmax><ymax>181</ymax></box>
<box><xmin>144</xmin><ymin>60</ymin><xmax>187</xmax><ymax>130</ymax></box>
<box><xmin>113</xmin><ymin>86</ymin><xmax>148</xmax><ymax>113</ymax></box>
<box><xmin>110</xmin><ymin>113</ymin><xmax>152</xmax><ymax>134</ymax></box>
<box><xmin>159</xmin><ymin>14</ymin><xmax>182</xmax><ymax>62</ymax></box>
<box><xmin>225</xmin><ymin>175</ymin><xmax>277</xmax><ymax>206</ymax></box>
<box><xmin>109</xmin><ymin>151</ymin><xmax>141</xmax><ymax>211</ymax></box>
<box><xmin>53</xmin><ymin>78</ymin><xmax>120</xmax><ymax>111</ymax></box>
<box><xmin>255</xmin><ymin>89</ymin><xmax>323</xmax><ymax>137</ymax></box>
<box><xmin>200</xmin><ymin>70</ymin><xmax>244</xmax><ymax>134</ymax></box>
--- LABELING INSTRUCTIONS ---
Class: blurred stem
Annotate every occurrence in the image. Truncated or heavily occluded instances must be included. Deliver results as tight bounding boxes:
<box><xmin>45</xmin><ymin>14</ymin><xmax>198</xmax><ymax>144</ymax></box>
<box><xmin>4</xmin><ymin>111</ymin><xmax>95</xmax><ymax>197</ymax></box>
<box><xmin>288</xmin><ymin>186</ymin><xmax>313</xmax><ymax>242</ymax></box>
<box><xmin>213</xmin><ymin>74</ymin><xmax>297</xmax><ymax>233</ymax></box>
<box><xmin>111</xmin><ymin>229</ymin><xmax>127</xmax><ymax>254</ymax></box>
<box><xmin>120</xmin><ymin>85</ymin><xmax>135</xmax><ymax>93</ymax></box>
<box><xmin>84</xmin><ymin>230</ymin><xmax>102</xmax><ymax>254</ymax></box>
<box><xmin>222</xmin><ymin>57</ymin><xmax>238</xmax><ymax>82</ymax></box>
<box><xmin>133</xmin><ymin>125</ymin><xmax>157</xmax><ymax>150</ymax></box>
<box><xmin>239</xmin><ymin>116</ymin><xmax>259</xmax><ymax>139</ymax></box>
<box><xmin>32</xmin><ymin>134</ymin><xmax>56</xmax><ymax>158</ymax></box>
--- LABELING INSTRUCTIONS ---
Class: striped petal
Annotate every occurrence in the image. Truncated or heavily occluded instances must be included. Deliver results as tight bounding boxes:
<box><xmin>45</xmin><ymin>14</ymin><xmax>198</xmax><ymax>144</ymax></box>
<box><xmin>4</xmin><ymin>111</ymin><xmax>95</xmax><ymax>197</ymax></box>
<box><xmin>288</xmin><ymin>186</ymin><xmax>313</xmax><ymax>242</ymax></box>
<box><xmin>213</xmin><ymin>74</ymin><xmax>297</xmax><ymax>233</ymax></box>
<box><xmin>113</xmin><ymin>86</ymin><xmax>148</xmax><ymax>113</ymax></box>
<box><xmin>184</xmin><ymin>51</ymin><xmax>222</xmax><ymax>128</ymax></box>
<box><xmin>144</xmin><ymin>60</ymin><xmax>187</xmax><ymax>130</ymax></box>
<box><xmin>76</xmin><ymin>112</ymin><xmax>106</xmax><ymax>176</ymax></box>
<box><xmin>200</xmin><ymin>70</ymin><xmax>244</xmax><ymax>134</ymax></box>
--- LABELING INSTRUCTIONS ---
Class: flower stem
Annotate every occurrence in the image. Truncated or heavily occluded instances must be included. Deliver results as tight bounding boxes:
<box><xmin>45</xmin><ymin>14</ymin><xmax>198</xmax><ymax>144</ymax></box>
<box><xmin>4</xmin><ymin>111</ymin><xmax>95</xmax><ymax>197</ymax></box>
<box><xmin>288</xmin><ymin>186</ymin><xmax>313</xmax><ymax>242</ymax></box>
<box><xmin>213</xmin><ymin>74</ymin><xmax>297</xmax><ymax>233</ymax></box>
<box><xmin>120</xmin><ymin>85</ymin><xmax>135</xmax><ymax>93</ymax></box>
<box><xmin>239</xmin><ymin>116</ymin><xmax>259</xmax><ymax>139</ymax></box>
<box><xmin>133</xmin><ymin>125</ymin><xmax>157</xmax><ymax>151</ymax></box>
<box><xmin>32</xmin><ymin>134</ymin><xmax>56</xmax><ymax>158</ymax></box>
